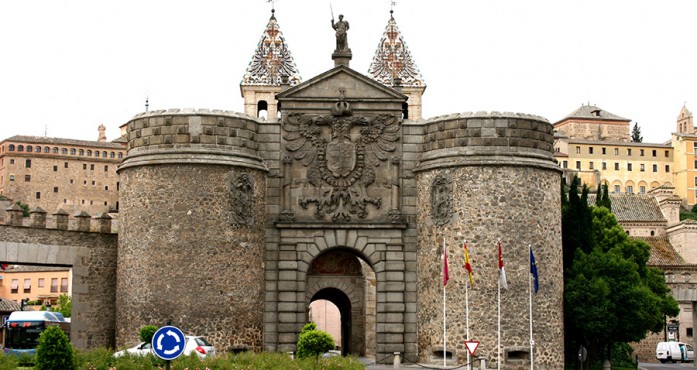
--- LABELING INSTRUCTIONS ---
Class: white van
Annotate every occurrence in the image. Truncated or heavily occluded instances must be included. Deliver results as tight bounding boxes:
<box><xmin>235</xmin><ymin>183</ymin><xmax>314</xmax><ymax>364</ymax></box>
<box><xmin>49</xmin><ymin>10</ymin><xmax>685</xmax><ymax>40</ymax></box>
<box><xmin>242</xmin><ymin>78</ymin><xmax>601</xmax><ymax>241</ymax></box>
<box><xmin>656</xmin><ymin>341</ymin><xmax>693</xmax><ymax>363</ymax></box>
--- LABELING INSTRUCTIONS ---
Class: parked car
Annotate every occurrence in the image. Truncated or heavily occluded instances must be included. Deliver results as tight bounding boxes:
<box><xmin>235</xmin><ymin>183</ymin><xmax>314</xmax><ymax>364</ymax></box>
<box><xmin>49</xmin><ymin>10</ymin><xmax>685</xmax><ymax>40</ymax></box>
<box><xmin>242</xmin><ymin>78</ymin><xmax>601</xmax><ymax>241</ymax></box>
<box><xmin>656</xmin><ymin>341</ymin><xmax>694</xmax><ymax>363</ymax></box>
<box><xmin>114</xmin><ymin>336</ymin><xmax>216</xmax><ymax>358</ymax></box>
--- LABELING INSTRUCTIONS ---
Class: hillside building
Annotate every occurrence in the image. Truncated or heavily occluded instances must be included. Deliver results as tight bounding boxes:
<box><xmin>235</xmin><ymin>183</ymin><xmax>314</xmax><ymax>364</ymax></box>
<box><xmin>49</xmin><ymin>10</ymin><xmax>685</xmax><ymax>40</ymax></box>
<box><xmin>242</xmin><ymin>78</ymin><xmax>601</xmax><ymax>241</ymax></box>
<box><xmin>0</xmin><ymin>133</ymin><xmax>126</xmax><ymax>215</ymax></box>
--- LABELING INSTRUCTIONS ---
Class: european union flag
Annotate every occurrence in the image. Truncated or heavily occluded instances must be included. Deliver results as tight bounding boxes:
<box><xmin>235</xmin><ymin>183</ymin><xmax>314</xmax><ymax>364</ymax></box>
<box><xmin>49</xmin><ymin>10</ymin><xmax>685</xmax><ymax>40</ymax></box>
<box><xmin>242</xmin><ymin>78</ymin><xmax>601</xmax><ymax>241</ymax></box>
<box><xmin>530</xmin><ymin>246</ymin><xmax>539</xmax><ymax>293</ymax></box>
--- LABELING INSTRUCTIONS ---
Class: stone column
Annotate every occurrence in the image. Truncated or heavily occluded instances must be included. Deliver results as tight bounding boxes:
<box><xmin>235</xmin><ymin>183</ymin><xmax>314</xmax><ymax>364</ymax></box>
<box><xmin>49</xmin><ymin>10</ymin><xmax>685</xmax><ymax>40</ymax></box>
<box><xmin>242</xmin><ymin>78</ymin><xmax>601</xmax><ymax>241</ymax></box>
<box><xmin>6</xmin><ymin>203</ymin><xmax>24</xmax><ymax>226</ymax></box>
<box><xmin>30</xmin><ymin>207</ymin><xmax>47</xmax><ymax>228</ymax></box>
<box><xmin>95</xmin><ymin>213</ymin><xmax>112</xmax><ymax>233</ymax></box>
<box><xmin>75</xmin><ymin>211</ymin><xmax>91</xmax><ymax>232</ymax></box>
<box><xmin>53</xmin><ymin>209</ymin><xmax>69</xmax><ymax>230</ymax></box>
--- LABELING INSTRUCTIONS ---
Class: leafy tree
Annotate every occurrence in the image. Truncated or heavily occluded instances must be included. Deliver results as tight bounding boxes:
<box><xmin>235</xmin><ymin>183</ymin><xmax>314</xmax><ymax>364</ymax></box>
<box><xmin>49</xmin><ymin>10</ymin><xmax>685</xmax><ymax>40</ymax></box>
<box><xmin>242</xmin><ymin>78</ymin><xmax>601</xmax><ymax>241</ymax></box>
<box><xmin>139</xmin><ymin>325</ymin><xmax>158</xmax><ymax>344</ymax></box>
<box><xmin>564</xmin><ymin>206</ymin><xmax>679</xmax><ymax>368</ymax></box>
<box><xmin>55</xmin><ymin>294</ymin><xmax>71</xmax><ymax>318</ymax></box>
<box><xmin>692</xmin><ymin>203</ymin><xmax>697</xmax><ymax>213</ymax></box>
<box><xmin>562</xmin><ymin>176</ymin><xmax>592</xmax><ymax>274</ymax></box>
<box><xmin>631</xmin><ymin>122</ymin><xmax>643</xmax><ymax>142</ymax></box>
<box><xmin>35</xmin><ymin>325</ymin><xmax>74</xmax><ymax>370</ymax></box>
<box><xmin>601</xmin><ymin>183</ymin><xmax>611</xmax><ymax>211</ymax></box>
<box><xmin>296</xmin><ymin>323</ymin><xmax>335</xmax><ymax>359</ymax></box>
<box><xmin>14</xmin><ymin>201</ymin><xmax>29</xmax><ymax>217</ymax></box>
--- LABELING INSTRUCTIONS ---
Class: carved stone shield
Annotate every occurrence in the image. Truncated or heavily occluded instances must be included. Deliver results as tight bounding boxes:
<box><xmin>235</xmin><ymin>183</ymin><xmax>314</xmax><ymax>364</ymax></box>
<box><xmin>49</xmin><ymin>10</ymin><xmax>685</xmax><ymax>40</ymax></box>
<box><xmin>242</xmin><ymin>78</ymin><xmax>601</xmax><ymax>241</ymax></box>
<box><xmin>326</xmin><ymin>136</ymin><xmax>356</xmax><ymax>178</ymax></box>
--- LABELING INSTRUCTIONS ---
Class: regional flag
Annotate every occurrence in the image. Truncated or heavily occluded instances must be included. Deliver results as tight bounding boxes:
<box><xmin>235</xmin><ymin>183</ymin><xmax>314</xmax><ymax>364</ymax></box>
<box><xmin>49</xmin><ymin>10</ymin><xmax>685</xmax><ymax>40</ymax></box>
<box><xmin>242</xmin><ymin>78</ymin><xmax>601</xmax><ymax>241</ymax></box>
<box><xmin>498</xmin><ymin>241</ymin><xmax>507</xmax><ymax>289</ymax></box>
<box><xmin>443</xmin><ymin>239</ymin><xmax>450</xmax><ymax>286</ymax></box>
<box><xmin>530</xmin><ymin>245</ymin><xmax>539</xmax><ymax>293</ymax></box>
<box><xmin>464</xmin><ymin>241</ymin><xmax>474</xmax><ymax>287</ymax></box>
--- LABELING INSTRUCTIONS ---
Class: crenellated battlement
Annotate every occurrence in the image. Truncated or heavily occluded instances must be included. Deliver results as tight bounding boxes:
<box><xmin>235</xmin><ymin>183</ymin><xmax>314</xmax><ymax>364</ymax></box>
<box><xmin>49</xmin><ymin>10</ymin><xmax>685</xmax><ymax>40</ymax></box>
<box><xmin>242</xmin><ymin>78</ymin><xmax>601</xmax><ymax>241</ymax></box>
<box><xmin>2</xmin><ymin>204</ymin><xmax>117</xmax><ymax>234</ymax></box>
<box><xmin>120</xmin><ymin>109</ymin><xmax>268</xmax><ymax>172</ymax></box>
<box><xmin>411</xmin><ymin>111</ymin><xmax>557</xmax><ymax>173</ymax></box>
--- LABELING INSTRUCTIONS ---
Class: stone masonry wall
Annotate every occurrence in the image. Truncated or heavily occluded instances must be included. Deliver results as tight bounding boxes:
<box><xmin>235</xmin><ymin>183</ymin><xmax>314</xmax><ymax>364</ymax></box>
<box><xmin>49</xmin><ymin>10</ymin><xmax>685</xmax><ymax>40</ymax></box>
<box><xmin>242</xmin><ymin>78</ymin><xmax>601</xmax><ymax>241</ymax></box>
<box><xmin>117</xmin><ymin>110</ymin><xmax>268</xmax><ymax>352</ymax></box>
<box><xmin>0</xmin><ymin>224</ymin><xmax>117</xmax><ymax>349</ymax></box>
<box><xmin>414</xmin><ymin>113</ymin><xmax>564</xmax><ymax>369</ymax></box>
<box><xmin>117</xmin><ymin>164</ymin><xmax>267</xmax><ymax>352</ymax></box>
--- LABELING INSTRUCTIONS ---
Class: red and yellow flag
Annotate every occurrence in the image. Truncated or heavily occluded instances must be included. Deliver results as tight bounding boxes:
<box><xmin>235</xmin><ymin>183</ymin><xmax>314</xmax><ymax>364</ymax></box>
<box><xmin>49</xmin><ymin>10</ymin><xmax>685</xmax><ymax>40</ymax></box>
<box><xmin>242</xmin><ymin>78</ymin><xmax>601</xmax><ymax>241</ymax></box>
<box><xmin>463</xmin><ymin>241</ymin><xmax>474</xmax><ymax>287</ymax></box>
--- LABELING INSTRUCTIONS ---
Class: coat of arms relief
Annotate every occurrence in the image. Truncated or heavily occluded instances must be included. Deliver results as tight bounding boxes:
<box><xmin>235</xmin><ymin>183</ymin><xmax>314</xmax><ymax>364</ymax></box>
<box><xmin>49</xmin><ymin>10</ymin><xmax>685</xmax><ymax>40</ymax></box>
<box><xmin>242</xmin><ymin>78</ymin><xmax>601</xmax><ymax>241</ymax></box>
<box><xmin>282</xmin><ymin>108</ymin><xmax>400</xmax><ymax>222</ymax></box>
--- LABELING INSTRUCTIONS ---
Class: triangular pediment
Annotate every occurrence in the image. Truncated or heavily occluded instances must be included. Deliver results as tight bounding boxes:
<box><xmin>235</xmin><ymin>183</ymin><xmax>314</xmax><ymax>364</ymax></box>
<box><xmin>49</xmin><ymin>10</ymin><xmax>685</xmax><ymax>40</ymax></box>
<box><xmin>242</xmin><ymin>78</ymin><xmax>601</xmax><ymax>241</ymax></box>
<box><xmin>277</xmin><ymin>65</ymin><xmax>407</xmax><ymax>101</ymax></box>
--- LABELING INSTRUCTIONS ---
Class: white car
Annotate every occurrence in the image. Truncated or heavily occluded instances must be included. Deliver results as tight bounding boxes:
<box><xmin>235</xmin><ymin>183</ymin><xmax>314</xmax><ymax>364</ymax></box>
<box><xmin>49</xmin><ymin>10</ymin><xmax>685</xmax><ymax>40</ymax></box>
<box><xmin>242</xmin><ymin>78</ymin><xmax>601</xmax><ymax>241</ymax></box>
<box><xmin>114</xmin><ymin>336</ymin><xmax>216</xmax><ymax>358</ymax></box>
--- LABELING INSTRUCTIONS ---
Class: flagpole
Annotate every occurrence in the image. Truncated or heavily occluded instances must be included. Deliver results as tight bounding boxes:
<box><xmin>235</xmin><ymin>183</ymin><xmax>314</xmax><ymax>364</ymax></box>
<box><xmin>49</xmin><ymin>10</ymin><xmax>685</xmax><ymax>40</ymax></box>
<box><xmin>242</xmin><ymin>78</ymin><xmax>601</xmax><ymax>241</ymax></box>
<box><xmin>497</xmin><ymin>241</ymin><xmax>501</xmax><ymax>370</ymax></box>
<box><xmin>529</xmin><ymin>245</ymin><xmax>534</xmax><ymax>370</ymax></box>
<box><xmin>465</xmin><ymin>240</ymin><xmax>470</xmax><ymax>370</ymax></box>
<box><xmin>443</xmin><ymin>237</ymin><xmax>448</xmax><ymax>369</ymax></box>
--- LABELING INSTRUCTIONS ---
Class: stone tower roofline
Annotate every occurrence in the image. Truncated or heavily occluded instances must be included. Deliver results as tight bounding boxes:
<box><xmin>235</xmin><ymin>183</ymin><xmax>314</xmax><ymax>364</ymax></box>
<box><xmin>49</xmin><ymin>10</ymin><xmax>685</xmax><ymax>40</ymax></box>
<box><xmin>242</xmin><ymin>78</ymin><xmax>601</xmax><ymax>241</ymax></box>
<box><xmin>553</xmin><ymin>104</ymin><xmax>631</xmax><ymax>126</ymax></box>
<box><xmin>276</xmin><ymin>64</ymin><xmax>407</xmax><ymax>115</ymax></box>
<box><xmin>2</xmin><ymin>205</ymin><xmax>115</xmax><ymax>233</ymax></box>
<box><xmin>240</xmin><ymin>9</ymin><xmax>302</xmax><ymax>89</ymax></box>
<box><xmin>367</xmin><ymin>10</ymin><xmax>426</xmax><ymax>89</ymax></box>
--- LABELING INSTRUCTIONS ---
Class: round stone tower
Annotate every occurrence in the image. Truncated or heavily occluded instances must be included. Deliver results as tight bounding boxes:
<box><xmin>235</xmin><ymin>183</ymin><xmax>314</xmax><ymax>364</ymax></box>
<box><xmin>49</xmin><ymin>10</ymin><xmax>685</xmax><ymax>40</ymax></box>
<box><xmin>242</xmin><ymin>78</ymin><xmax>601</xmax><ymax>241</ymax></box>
<box><xmin>116</xmin><ymin>109</ymin><xmax>268</xmax><ymax>352</ymax></box>
<box><xmin>414</xmin><ymin>112</ymin><xmax>563</xmax><ymax>369</ymax></box>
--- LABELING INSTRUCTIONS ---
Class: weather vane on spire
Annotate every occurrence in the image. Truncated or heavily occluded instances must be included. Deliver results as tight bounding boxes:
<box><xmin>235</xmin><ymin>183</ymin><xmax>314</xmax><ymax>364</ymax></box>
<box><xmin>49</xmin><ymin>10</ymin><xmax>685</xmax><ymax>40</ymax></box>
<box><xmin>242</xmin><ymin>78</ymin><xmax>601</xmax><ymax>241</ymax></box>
<box><xmin>268</xmin><ymin>0</ymin><xmax>276</xmax><ymax>14</ymax></box>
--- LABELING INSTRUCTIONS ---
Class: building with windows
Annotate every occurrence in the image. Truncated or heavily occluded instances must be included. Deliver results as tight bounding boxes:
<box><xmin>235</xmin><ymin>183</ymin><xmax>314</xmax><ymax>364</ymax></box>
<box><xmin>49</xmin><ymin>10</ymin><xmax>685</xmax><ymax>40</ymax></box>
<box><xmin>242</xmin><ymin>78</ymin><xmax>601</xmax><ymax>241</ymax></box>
<box><xmin>0</xmin><ymin>266</ymin><xmax>71</xmax><ymax>307</ymax></box>
<box><xmin>0</xmin><ymin>132</ymin><xmax>125</xmax><ymax>215</ymax></box>
<box><xmin>554</xmin><ymin>105</ymin><xmax>696</xmax><ymax>208</ymax></box>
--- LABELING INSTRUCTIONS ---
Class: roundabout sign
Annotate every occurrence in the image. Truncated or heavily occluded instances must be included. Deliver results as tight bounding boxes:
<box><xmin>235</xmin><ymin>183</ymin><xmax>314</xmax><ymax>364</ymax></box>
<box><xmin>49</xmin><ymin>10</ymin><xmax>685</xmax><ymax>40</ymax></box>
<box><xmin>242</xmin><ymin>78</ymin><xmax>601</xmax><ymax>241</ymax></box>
<box><xmin>151</xmin><ymin>325</ymin><xmax>186</xmax><ymax>361</ymax></box>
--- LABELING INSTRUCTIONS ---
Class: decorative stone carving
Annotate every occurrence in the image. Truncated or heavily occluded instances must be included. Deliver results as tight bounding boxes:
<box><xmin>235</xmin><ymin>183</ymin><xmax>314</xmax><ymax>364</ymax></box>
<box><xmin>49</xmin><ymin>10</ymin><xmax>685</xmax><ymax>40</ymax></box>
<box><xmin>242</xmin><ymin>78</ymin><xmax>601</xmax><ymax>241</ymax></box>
<box><xmin>230</xmin><ymin>173</ymin><xmax>255</xmax><ymax>227</ymax></box>
<box><xmin>283</xmin><ymin>112</ymin><xmax>400</xmax><ymax>222</ymax></box>
<box><xmin>430</xmin><ymin>174</ymin><xmax>452</xmax><ymax>226</ymax></box>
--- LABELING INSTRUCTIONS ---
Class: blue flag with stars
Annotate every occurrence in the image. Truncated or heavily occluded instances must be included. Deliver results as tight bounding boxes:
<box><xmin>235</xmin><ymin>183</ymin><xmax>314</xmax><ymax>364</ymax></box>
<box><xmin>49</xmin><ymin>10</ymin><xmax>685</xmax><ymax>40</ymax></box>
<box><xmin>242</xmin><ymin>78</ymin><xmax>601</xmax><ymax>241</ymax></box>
<box><xmin>530</xmin><ymin>246</ymin><xmax>539</xmax><ymax>293</ymax></box>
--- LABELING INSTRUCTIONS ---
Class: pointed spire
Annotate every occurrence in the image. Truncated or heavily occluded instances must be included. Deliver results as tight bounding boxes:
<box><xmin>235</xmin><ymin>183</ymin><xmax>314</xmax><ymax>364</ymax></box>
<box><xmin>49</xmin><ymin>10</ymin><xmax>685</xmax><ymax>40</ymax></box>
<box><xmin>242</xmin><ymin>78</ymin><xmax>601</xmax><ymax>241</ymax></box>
<box><xmin>367</xmin><ymin>11</ymin><xmax>425</xmax><ymax>88</ymax></box>
<box><xmin>241</xmin><ymin>10</ymin><xmax>301</xmax><ymax>87</ymax></box>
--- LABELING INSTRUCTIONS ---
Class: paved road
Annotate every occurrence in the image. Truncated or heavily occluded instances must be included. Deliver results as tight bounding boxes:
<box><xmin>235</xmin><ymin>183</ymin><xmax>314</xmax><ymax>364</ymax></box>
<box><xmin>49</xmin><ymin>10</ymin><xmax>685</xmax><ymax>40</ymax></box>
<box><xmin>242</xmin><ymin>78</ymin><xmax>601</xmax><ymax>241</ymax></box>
<box><xmin>640</xmin><ymin>362</ymin><xmax>697</xmax><ymax>369</ymax></box>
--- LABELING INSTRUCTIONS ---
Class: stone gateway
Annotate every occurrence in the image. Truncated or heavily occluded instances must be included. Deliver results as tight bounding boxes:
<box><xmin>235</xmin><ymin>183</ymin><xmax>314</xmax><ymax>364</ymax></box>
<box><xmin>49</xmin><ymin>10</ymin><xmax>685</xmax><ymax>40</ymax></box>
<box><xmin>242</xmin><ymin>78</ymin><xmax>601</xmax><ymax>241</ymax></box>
<box><xmin>0</xmin><ymin>9</ymin><xmax>565</xmax><ymax>369</ymax></box>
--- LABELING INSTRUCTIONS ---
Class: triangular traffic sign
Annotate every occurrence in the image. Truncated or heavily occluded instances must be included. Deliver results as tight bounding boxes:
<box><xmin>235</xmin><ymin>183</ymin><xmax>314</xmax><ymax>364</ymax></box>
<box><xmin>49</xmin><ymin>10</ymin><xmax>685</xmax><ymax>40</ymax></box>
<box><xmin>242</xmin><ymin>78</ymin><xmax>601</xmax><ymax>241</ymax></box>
<box><xmin>465</xmin><ymin>340</ymin><xmax>480</xmax><ymax>356</ymax></box>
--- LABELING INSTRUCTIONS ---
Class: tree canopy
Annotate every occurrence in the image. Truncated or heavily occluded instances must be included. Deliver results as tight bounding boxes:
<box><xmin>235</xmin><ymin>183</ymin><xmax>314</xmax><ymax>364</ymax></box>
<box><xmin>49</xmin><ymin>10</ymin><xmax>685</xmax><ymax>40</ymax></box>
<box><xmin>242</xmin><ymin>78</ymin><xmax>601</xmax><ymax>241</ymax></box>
<box><xmin>562</xmin><ymin>176</ymin><xmax>678</xmax><ymax>367</ymax></box>
<box><xmin>631</xmin><ymin>122</ymin><xmax>643</xmax><ymax>142</ymax></box>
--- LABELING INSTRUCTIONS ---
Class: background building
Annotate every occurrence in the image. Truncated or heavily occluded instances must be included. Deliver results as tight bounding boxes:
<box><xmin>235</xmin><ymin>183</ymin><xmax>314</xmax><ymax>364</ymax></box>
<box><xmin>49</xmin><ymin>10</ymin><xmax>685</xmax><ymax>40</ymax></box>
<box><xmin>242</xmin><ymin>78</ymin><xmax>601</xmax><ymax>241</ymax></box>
<box><xmin>0</xmin><ymin>132</ymin><xmax>125</xmax><ymax>215</ymax></box>
<box><xmin>554</xmin><ymin>104</ymin><xmax>696</xmax><ymax>208</ymax></box>
<box><xmin>0</xmin><ymin>265</ymin><xmax>72</xmax><ymax>307</ymax></box>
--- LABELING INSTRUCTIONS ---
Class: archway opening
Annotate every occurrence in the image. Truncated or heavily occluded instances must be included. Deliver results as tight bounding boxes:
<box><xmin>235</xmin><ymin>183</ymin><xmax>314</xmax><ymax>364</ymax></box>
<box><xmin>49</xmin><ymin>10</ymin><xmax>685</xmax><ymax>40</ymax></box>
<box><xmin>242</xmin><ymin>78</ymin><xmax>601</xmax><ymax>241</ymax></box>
<box><xmin>306</xmin><ymin>249</ymin><xmax>376</xmax><ymax>358</ymax></box>
<box><xmin>310</xmin><ymin>288</ymin><xmax>351</xmax><ymax>355</ymax></box>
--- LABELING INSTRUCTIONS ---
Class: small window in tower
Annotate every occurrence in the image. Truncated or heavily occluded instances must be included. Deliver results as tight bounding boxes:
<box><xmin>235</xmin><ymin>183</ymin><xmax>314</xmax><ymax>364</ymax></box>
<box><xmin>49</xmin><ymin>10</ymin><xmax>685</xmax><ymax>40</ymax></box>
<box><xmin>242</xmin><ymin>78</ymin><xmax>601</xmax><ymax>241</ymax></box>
<box><xmin>588</xmin><ymin>147</ymin><xmax>593</xmax><ymax>154</ymax></box>
<box><xmin>589</xmin><ymin>162</ymin><xmax>594</xmax><ymax>170</ymax></box>
<box><xmin>17</xmin><ymin>145</ymin><xmax>24</xmax><ymax>152</ymax></box>
<box><xmin>44</xmin><ymin>146</ymin><xmax>50</xmax><ymax>153</ymax></box>
<box><xmin>666</xmin><ymin>165</ymin><xmax>670</xmax><ymax>172</ymax></box>
<box><xmin>10</xmin><ymin>175</ymin><xmax>15</xmax><ymax>181</ymax></box>
<box><xmin>54</xmin><ymin>187</ymin><xmax>58</xmax><ymax>193</ymax></box>
<box><xmin>87</xmin><ymin>150</ymin><xmax>92</xmax><ymax>156</ymax></box>
<box><xmin>575</xmin><ymin>146</ymin><xmax>581</xmax><ymax>154</ymax></box>
<box><xmin>36</xmin><ymin>192</ymin><xmax>40</xmax><ymax>199</ymax></box>
<box><xmin>25</xmin><ymin>175</ymin><xmax>31</xmax><ymax>182</ymax></box>
<box><xmin>79</xmin><ymin>149</ymin><xmax>84</xmax><ymax>156</ymax></box>
<box><xmin>562</xmin><ymin>160</ymin><xmax>568</xmax><ymax>169</ymax></box>
<box><xmin>25</xmin><ymin>159</ymin><xmax>31</xmax><ymax>168</ymax></box>
<box><xmin>640</xmin><ymin>164</ymin><xmax>645</xmax><ymax>172</ymax></box>
<box><xmin>627</xmin><ymin>163</ymin><xmax>632</xmax><ymax>171</ymax></box>
<box><xmin>653</xmin><ymin>164</ymin><xmax>657</xmax><ymax>172</ymax></box>
<box><xmin>614</xmin><ymin>148</ymin><xmax>619</xmax><ymax>155</ymax></box>
<box><xmin>61</xmin><ymin>148</ymin><xmax>67</xmax><ymax>154</ymax></box>
<box><xmin>402</xmin><ymin>102</ymin><xmax>409</xmax><ymax>119</ymax></box>
<box><xmin>110</xmin><ymin>152</ymin><xmax>115</xmax><ymax>158</ymax></box>
<box><xmin>652</xmin><ymin>149</ymin><xmax>656</xmax><ymax>157</ymax></box>
<box><xmin>640</xmin><ymin>186</ymin><xmax>645</xmax><ymax>194</ymax></box>
<box><xmin>257</xmin><ymin>100</ymin><xmax>268</xmax><ymax>119</ymax></box>
<box><xmin>26</xmin><ymin>146</ymin><xmax>32</xmax><ymax>153</ymax></box>
<box><xmin>602</xmin><ymin>162</ymin><xmax>607</xmax><ymax>170</ymax></box>
<box><xmin>118</xmin><ymin>152</ymin><xmax>123</xmax><ymax>159</ymax></box>
<box><xmin>640</xmin><ymin>149</ymin><xmax>644</xmax><ymax>156</ymax></box>
<box><xmin>83</xmin><ymin>164</ymin><xmax>87</xmax><ymax>170</ymax></box>
<box><xmin>53</xmin><ymin>147</ymin><xmax>58</xmax><ymax>154</ymax></box>
<box><xmin>70</xmin><ymin>148</ymin><xmax>76</xmax><ymax>155</ymax></box>
<box><xmin>665</xmin><ymin>150</ymin><xmax>669</xmax><ymax>157</ymax></box>
<box><xmin>8</xmin><ymin>144</ymin><xmax>14</xmax><ymax>151</ymax></box>
<box><xmin>104</xmin><ymin>165</ymin><xmax>108</xmax><ymax>172</ymax></box>
<box><xmin>64</xmin><ymin>162</ymin><xmax>68</xmax><ymax>168</ymax></box>
<box><xmin>90</xmin><ymin>164</ymin><xmax>94</xmax><ymax>170</ymax></box>
<box><xmin>627</xmin><ymin>148</ymin><xmax>632</xmax><ymax>156</ymax></box>
<box><xmin>53</xmin><ymin>165</ymin><xmax>57</xmax><ymax>172</ymax></box>
<box><xmin>602</xmin><ymin>147</ymin><xmax>606</xmax><ymax>155</ymax></box>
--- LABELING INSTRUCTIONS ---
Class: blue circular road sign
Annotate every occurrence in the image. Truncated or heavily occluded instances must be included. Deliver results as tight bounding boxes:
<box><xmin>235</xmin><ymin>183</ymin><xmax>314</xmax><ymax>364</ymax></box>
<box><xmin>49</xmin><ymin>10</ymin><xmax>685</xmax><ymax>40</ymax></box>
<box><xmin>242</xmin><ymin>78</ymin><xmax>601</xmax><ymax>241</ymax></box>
<box><xmin>151</xmin><ymin>325</ymin><xmax>186</xmax><ymax>360</ymax></box>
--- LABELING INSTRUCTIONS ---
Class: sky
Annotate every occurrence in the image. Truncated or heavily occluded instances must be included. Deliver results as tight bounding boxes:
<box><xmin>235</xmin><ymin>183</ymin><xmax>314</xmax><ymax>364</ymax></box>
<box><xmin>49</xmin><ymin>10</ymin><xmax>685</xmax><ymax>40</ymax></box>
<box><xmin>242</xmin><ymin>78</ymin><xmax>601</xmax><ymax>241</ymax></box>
<box><xmin>1</xmin><ymin>1</ymin><xmax>695</xmax><ymax>144</ymax></box>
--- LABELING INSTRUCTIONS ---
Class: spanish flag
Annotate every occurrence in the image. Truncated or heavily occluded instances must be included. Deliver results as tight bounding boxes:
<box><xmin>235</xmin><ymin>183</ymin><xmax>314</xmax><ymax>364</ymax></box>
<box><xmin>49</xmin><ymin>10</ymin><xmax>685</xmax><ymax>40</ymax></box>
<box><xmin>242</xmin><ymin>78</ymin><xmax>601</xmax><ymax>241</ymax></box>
<box><xmin>464</xmin><ymin>241</ymin><xmax>474</xmax><ymax>287</ymax></box>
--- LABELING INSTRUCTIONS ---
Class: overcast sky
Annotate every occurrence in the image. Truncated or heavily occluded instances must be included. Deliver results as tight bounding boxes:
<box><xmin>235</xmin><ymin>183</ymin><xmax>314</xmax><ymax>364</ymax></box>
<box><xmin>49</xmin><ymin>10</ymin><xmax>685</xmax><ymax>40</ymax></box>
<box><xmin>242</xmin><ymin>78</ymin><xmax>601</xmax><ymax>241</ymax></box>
<box><xmin>1</xmin><ymin>1</ymin><xmax>695</xmax><ymax>144</ymax></box>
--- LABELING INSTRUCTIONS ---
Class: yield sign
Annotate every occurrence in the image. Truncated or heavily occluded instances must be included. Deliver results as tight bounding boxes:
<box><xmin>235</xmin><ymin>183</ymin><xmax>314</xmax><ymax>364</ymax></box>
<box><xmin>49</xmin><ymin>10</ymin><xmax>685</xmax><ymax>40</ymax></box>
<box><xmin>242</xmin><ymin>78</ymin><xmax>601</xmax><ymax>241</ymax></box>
<box><xmin>465</xmin><ymin>340</ymin><xmax>480</xmax><ymax>356</ymax></box>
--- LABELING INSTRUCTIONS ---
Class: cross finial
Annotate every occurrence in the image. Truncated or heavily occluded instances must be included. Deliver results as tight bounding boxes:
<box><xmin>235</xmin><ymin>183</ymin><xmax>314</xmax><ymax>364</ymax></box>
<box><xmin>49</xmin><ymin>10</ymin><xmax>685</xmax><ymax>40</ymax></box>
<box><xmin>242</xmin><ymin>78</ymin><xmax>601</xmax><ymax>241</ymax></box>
<box><xmin>390</xmin><ymin>1</ymin><xmax>396</xmax><ymax>16</ymax></box>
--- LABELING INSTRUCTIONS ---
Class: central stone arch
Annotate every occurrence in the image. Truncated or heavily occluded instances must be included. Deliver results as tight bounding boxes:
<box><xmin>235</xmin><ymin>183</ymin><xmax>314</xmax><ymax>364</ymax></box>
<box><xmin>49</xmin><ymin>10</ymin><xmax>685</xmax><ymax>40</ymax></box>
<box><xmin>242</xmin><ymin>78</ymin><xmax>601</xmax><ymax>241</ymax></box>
<box><xmin>305</xmin><ymin>250</ymin><xmax>374</xmax><ymax>356</ymax></box>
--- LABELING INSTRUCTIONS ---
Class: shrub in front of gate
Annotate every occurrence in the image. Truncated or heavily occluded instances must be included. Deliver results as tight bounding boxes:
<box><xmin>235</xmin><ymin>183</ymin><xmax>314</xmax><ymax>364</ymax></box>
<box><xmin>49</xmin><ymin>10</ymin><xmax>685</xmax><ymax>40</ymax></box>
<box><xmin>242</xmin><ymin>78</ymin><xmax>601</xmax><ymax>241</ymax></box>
<box><xmin>35</xmin><ymin>325</ymin><xmax>74</xmax><ymax>370</ymax></box>
<box><xmin>296</xmin><ymin>322</ymin><xmax>336</xmax><ymax>359</ymax></box>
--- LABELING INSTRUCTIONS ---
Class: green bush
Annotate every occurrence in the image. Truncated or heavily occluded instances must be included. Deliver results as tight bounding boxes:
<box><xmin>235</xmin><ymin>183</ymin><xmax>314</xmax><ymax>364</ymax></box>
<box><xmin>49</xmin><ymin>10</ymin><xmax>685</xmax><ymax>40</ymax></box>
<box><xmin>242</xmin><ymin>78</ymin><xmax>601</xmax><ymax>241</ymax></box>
<box><xmin>139</xmin><ymin>325</ymin><xmax>158</xmax><ymax>344</ymax></box>
<box><xmin>35</xmin><ymin>325</ymin><xmax>74</xmax><ymax>370</ymax></box>
<box><xmin>73</xmin><ymin>347</ymin><xmax>116</xmax><ymax>370</ymax></box>
<box><xmin>0</xmin><ymin>352</ymin><xmax>19</xmax><ymax>370</ymax></box>
<box><xmin>692</xmin><ymin>203</ymin><xmax>697</xmax><ymax>213</ymax></box>
<box><xmin>296</xmin><ymin>323</ymin><xmax>335</xmax><ymax>359</ymax></box>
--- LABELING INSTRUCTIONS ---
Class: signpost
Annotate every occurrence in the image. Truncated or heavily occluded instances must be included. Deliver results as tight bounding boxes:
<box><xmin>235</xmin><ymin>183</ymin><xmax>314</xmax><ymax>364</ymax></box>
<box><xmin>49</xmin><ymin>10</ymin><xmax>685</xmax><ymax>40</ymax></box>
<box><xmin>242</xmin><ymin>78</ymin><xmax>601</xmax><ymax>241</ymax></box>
<box><xmin>465</xmin><ymin>340</ymin><xmax>480</xmax><ymax>356</ymax></box>
<box><xmin>151</xmin><ymin>325</ymin><xmax>186</xmax><ymax>369</ymax></box>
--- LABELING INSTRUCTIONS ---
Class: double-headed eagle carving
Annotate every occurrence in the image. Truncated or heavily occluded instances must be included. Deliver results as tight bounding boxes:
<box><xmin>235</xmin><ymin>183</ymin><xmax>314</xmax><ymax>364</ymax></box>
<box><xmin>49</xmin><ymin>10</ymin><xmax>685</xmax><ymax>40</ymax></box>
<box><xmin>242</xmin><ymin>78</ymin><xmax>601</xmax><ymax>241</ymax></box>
<box><xmin>283</xmin><ymin>112</ymin><xmax>399</xmax><ymax>222</ymax></box>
